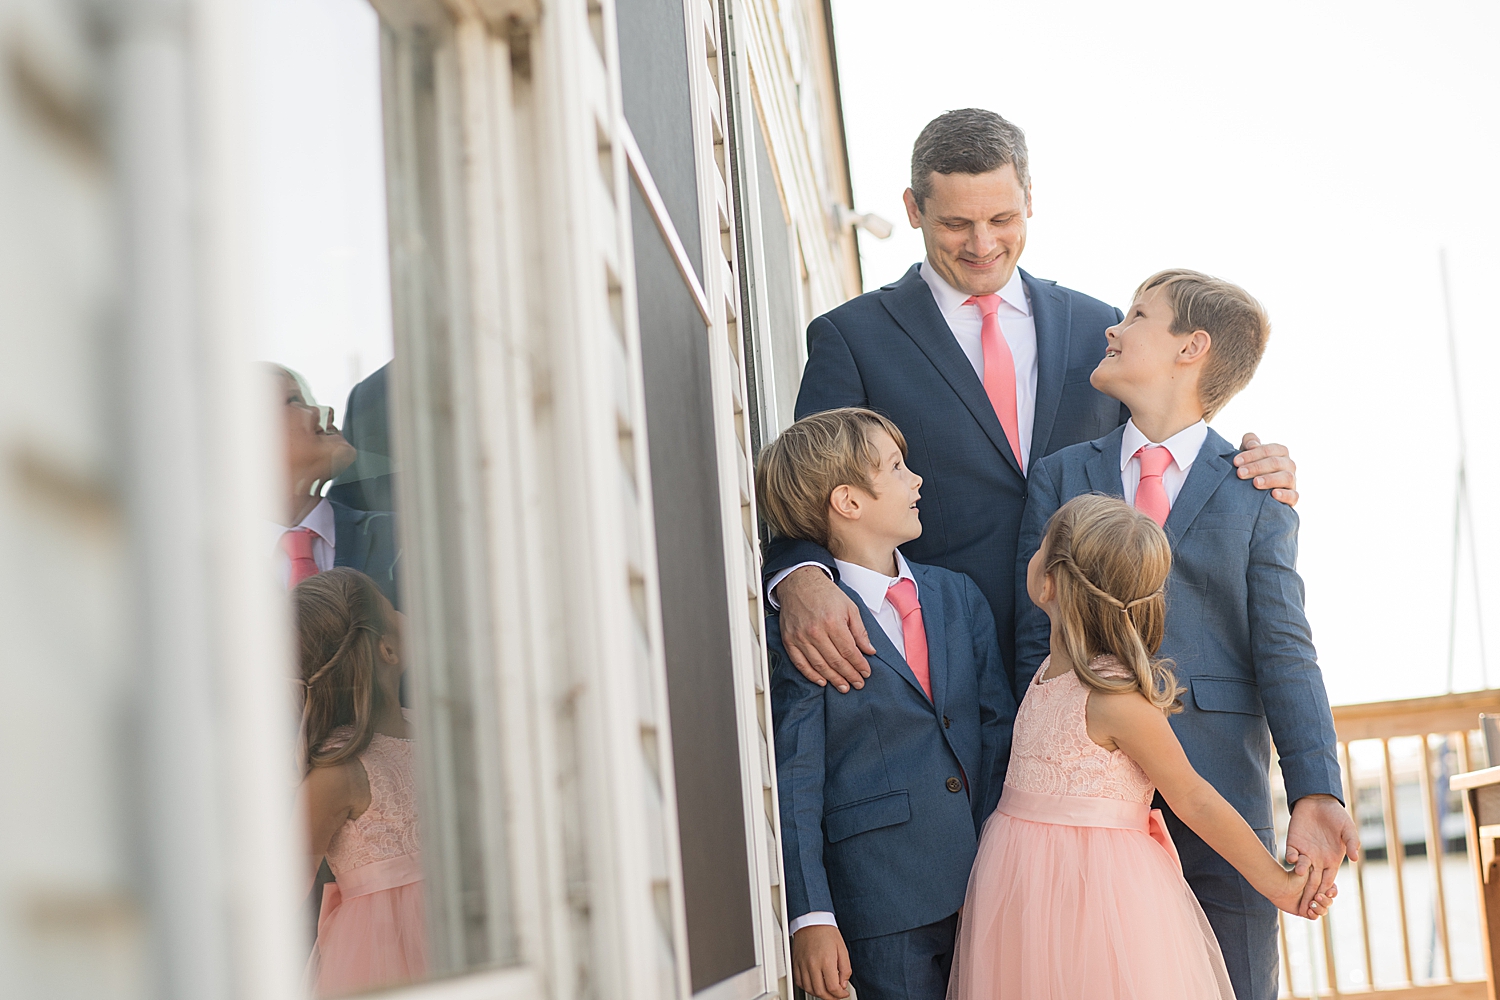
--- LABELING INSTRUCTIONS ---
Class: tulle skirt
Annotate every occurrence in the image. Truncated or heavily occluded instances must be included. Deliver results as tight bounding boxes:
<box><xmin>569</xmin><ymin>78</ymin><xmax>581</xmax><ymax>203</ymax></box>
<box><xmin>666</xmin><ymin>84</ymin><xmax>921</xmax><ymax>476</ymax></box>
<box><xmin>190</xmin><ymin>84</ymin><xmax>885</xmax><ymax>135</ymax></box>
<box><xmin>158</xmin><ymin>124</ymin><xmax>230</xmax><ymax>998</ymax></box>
<box><xmin>948</xmin><ymin>785</ymin><xmax>1234</xmax><ymax>1000</ymax></box>
<box><xmin>309</xmin><ymin>854</ymin><xmax>428</xmax><ymax>997</ymax></box>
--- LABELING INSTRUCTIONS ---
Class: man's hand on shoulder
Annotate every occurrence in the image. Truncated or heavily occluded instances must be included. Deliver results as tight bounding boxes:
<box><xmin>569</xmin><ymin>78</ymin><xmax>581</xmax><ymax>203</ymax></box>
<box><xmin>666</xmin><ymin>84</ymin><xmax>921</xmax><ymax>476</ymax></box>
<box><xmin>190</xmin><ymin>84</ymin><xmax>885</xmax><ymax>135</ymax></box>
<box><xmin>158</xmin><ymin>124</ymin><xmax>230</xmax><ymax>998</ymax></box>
<box><xmin>791</xmin><ymin>924</ymin><xmax>853</xmax><ymax>1000</ymax></box>
<box><xmin>775</xmin><ymin>566</ymin><xmax>875</xmax><ymax>693</ymax></box>
<box><xmin>1236</xmin><ymin>432</ymin><xmax>1298</xmax><ymax>507</ymax></box>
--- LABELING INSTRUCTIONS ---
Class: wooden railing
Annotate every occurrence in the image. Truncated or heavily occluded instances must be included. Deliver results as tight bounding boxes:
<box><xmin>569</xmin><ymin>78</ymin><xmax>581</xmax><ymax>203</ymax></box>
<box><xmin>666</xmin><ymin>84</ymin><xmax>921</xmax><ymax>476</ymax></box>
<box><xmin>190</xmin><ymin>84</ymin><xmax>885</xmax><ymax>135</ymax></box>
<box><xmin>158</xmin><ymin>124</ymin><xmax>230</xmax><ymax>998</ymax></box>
<box><xmin>1277</xmin><ymin>689</ymin><xmax>1500</xmax><ymax>1000</ymax></box>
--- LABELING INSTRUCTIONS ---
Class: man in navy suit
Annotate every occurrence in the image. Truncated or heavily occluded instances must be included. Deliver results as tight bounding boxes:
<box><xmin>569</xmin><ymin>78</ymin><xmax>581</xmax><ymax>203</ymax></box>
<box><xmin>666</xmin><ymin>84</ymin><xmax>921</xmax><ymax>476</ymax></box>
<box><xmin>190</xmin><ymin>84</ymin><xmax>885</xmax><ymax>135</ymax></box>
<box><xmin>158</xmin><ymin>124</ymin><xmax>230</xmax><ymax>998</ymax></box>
<box><xmin>762</xmin><ymin>109</ymin><xmax>1298</xmax><ymax>701</ymax></box>
<box><xmin>1012</xmin><ymin>270</ymin><xmax>1358</xmax><ymax>1000</ymax></box>
<box><xmin>271</xmin><ymin>365</ymin><xmax>401</xmax><ymax>608</ymax></box>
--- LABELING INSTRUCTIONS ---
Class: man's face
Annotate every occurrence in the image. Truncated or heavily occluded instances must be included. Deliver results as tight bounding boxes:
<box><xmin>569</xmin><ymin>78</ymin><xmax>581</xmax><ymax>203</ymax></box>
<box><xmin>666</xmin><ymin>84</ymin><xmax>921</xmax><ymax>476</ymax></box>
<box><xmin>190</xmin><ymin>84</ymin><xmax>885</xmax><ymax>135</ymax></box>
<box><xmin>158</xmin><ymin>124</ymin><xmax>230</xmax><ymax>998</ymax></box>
<box><xmin>903</xmin><ymin>164</ymin><xmax>1031</xmax><ymax>296</ymax></box>
<box><xmin>278</xmin><ymin>370</ymin><xmax>356</xmax><ymax>491</ymax></box>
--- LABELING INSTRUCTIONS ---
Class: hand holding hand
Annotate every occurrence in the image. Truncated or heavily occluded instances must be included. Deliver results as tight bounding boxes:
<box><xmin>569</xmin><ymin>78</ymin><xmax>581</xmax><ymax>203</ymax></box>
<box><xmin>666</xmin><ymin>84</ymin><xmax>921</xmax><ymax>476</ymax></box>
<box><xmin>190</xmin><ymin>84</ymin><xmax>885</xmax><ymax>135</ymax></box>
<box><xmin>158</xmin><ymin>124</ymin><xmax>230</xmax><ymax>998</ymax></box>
<box><xmin>791</xmin><ymin>925</ymin><xmax>853</xmax><ymax>1000</ymax></box>
<box><xmin>1260</xmin><ymin>854</ymin><xmax>1333</xmax><ymax>919</ymax></box>
<box><xmin>1286</xmin><ymin>793</ymin><xmax>1360</xmax><ymax>913</ymax></box>
<box><xmin>776</xmin><ymin>567</ymin><xmax>875</xmax><ymax>693</ymax></box>
<box><xmin>1235</xmin><ymin>433</ymin><xmax>1298</xmax><ymax>507</ymax></box>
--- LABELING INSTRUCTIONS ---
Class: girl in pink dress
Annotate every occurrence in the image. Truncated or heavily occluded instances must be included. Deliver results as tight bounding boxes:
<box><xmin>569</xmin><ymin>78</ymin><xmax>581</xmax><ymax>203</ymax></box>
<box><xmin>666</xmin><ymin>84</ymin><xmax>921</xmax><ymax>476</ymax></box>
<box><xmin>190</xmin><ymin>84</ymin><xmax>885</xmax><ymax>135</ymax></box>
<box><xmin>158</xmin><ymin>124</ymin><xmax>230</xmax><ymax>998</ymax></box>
<box><xmin>294</xmin><ymin>568</ymin><xmax>426</xmax><ymax>997</ymax></box>
<box><xmin>949</xmin><ymin>495</ymin><xmax>1331</xmax><ymax>1000</ymax></box>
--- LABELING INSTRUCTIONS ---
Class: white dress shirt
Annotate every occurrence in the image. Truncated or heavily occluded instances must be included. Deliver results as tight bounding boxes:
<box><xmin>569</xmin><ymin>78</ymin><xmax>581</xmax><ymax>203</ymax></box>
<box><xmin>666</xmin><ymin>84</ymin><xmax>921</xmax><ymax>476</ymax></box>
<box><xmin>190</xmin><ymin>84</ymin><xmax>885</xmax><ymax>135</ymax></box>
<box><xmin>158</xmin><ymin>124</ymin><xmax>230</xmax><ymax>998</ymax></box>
<box><xmin>787</xmin><ymin>553</ymin><xmax>916</xmax><ymax>935</ymax></box>
<box><xmin>918</xmin><ymin>260</ymin><xmax>1038</xmax><ymax>471</ymax></box>
<box><xmin>1118</xmin><ymin>419</ymin><xmax>1209</xmax><ymax>508</ymax></box>
<box><xmin>768</xmin><ymin>261</ymin><xmax>1038</xmax><ymax>605</ymax></box>
<box><xmin>269</xmin><ymin>496</ymin><xmax>337</xmax><ymax>588</ymax></box>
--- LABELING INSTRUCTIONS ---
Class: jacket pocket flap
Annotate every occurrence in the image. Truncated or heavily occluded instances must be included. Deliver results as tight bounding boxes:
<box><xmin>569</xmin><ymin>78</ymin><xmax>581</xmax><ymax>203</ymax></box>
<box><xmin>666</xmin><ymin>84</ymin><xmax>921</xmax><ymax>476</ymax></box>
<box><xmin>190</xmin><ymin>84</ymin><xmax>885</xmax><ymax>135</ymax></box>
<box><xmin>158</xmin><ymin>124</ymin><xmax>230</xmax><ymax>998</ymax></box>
<box><xmin>1192</xmin><ymin>513</ymin><xmax>1254</xmax><ymax>532</ymax></box>
<box><xmin>1191</xmin><ymin>676</ymin><xmax>1264</xmax><ymax>716</ymax></box>
<box><xmin>824</xmin><ymin>790</ymin><xmax>911</xmax><ymax>843</ymax></box>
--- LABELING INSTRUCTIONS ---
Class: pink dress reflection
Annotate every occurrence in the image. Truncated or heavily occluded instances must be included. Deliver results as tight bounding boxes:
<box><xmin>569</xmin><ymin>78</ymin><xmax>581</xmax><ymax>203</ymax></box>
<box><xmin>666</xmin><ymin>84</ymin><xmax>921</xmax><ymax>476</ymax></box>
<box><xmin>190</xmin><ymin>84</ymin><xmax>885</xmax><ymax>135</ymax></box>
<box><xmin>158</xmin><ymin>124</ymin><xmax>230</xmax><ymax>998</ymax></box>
<box><xmin>311</xmin><ymin>723</ymin><xmax>427</xmax><ymax>997</ymax></box>
<box><xmin>948</xmin><ymin>657</ymin><xmax>1235</xmax><ymax>1000</ymax></box>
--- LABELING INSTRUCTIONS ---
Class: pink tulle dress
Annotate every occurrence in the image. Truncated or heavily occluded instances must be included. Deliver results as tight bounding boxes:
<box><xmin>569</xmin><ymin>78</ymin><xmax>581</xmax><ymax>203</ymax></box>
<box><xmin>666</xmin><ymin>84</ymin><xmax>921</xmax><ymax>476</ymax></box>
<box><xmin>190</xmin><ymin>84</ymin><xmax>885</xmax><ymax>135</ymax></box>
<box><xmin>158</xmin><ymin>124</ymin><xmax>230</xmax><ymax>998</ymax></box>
<box><xmin>310</xmin><ymin>720</ymin><xmax>427</xmax><ymax>997</ymax></box>
<box><xmin>948</xmin><ymin>656</ymin><xmax>1235</xmax><ymax>1000</ymax></box>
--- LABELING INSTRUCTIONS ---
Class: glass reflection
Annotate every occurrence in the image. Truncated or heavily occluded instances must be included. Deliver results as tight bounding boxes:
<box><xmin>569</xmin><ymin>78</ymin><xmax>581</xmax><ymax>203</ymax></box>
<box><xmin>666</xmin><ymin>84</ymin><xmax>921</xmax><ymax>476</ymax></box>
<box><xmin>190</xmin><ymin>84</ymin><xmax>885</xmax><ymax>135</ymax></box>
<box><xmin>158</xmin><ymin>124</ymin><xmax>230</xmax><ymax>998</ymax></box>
<box><xmin>295</xmin><ymin>568</ymin><xmax>424</xmax><ymax>994</ymax></box>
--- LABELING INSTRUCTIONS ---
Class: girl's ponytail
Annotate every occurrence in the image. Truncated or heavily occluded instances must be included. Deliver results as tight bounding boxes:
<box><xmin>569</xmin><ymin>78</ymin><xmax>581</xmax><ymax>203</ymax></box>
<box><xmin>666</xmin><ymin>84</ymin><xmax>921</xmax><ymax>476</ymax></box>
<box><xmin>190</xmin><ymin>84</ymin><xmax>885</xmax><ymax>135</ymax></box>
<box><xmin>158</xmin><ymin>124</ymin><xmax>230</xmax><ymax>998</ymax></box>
<box><xmin>1038</xmin><ymin>494</ymin><xmax>1182</xmax><ymax>713</ymax></box>
<box><xmin>291</xmin><ymin>568</ymin><xmax>389</xmax><ymax>775</ymax></box>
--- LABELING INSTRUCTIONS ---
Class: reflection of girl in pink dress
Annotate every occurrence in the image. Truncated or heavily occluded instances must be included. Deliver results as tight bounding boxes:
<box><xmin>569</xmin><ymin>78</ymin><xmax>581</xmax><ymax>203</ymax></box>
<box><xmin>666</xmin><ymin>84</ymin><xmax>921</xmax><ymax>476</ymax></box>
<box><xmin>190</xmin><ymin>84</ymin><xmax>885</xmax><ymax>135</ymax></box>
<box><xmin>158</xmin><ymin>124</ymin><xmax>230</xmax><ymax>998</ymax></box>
<box><xmin>293</xmin><ymin>568</ymin><xmax>426</xmax><ymax>997</ymax></box>
<box><xmin>949</xmin><ymin>496</ymin><xmax>1330</xmax><ymax>1000</ymax></box>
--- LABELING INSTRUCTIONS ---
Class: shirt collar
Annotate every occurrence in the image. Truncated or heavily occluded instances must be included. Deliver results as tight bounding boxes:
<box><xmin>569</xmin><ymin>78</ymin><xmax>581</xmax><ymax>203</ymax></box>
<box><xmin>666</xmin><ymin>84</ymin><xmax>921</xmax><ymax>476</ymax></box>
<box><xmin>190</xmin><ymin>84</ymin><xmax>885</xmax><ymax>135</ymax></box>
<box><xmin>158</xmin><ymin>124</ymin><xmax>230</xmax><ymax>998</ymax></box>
<box><xmin>919</xmin><ymin>259</ymin><xmax>1031</xmax><ymax>318</ymax></box>
<box><xmin>1119</xmin><ymin>418</ymin><xmax>1209</xmax><ymax>473</ymax></box>
<box><xmin>833</xmin><ymin>550</ymin><xmax>916</xmax><ymax>615</ymax></box>
<box><xmin>270</xmin><ymin>496</ymin><xmax>337</xmax><ymax>551</ymax></box>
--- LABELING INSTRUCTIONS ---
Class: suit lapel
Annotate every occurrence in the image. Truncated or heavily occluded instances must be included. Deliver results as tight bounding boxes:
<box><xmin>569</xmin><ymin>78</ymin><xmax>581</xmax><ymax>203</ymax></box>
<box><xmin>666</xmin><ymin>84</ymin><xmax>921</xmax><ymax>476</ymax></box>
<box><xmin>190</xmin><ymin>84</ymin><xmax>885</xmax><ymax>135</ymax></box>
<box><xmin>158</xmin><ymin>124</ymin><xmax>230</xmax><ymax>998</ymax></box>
<box><xmin>881</xmin><ymin>267</ymin><xmax>1024</xmax><ymax>478</ymax></box>
<box><xmin>1084</xmin><ymin>425</ymin><xmax>1128</xmax><ymax>497</ymax></box>
<box><xmin>840</xmin><ymin>581</ymin><xmax>932</xmax><ymax>706</ymax></box>
<box><xmin>912</xmin><ymin>564</ymin><xmax>950</xmax><ymax>718</ymax></box>
<box><xmin>1163</xmin><ymin>429</ymin><xmax>1237</xmax><ymax>541</ymax></box>
<box><xmin>1025</xmin><ymin>270</ymin><xmax>1073</xmax><ymax>463</ymax></box>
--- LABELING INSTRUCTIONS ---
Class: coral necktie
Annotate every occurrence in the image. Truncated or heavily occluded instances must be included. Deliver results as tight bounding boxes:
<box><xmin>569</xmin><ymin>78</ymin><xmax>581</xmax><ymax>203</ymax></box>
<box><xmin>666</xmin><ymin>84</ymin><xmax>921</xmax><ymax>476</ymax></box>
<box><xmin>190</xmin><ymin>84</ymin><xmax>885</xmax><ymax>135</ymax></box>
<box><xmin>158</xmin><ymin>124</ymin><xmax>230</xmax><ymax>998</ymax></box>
<box><xmin>1134</xmin><ymin>446</ymin><xmax>1175</xmax><ymax>527</ymax></box>
<box><xmin>885</xmin><ymin>578</ymin><xmax>931</xmax><ymax>700</ymax></box>
<box><xmin>280</xmin><ymin>527</ymin><xmax>321</xmax><ymax>588</ymax></box>
<box><xmin>964</xmin><ymin>293</ymin><xmax>1023</xmax><ymax>472</ymax></box>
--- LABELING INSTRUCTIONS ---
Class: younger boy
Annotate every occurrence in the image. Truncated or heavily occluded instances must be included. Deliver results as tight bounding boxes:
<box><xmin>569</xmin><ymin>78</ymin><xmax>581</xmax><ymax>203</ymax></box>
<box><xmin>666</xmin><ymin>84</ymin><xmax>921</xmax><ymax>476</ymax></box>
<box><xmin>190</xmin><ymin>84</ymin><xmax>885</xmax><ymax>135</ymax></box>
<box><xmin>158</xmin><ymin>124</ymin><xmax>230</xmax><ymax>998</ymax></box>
<box><xmin>1013</xmin><ymin>270</ymin><xmax>1357</xmax><ymax>1000</ymax></box>
<box><xmin>758</xmin><ymin>407</ymin><xmax>1015</xmax><ymax>1000</ymax></box>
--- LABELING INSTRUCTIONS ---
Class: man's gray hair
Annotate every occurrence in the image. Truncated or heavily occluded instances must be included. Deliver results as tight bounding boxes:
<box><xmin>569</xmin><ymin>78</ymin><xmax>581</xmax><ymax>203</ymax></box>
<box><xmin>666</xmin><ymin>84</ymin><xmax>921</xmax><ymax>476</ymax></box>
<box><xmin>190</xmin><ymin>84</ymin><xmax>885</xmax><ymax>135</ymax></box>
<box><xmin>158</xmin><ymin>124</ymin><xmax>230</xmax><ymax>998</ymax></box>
<box><xmin>910</xmin><ymin>109</ymin><xmax>1030</xmax><ymax>210</ymax></box>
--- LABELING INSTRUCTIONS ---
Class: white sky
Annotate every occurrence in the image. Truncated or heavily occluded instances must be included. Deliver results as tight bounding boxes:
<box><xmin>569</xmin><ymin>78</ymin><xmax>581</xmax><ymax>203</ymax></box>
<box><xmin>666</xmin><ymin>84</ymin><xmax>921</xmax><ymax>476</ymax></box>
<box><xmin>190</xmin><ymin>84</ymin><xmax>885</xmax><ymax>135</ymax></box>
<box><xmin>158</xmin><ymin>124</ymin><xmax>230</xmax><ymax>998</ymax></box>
<box><xmin>830</xmin><ymin>0</ymin><xmax>1500</xmax><ymax>705</ymax></box>
<box><xmin>250</xmin><ymin>0</ymin><xmax>391</xmax><ymax>418</ymax></box>
<box><xmin>248</xmin><ymin>0</ymin><xmax>1499</xmax><ymax>707</ymax></box>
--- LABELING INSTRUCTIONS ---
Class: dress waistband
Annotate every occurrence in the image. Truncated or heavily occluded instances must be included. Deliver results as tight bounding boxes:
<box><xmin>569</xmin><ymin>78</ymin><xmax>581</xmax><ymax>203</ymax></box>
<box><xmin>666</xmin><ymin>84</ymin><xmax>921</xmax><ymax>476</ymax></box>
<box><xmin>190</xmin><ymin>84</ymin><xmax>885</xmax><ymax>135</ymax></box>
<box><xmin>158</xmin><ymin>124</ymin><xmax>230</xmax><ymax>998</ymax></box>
<box><xmin>998</xmin><ymin>785</ymin><xmax>1180</xmax><ymax>867</ymax></box>
<box><xmin>335</xmin><ymin>852</ymin><xmax>424</xmax><ymax>899</ymax></box>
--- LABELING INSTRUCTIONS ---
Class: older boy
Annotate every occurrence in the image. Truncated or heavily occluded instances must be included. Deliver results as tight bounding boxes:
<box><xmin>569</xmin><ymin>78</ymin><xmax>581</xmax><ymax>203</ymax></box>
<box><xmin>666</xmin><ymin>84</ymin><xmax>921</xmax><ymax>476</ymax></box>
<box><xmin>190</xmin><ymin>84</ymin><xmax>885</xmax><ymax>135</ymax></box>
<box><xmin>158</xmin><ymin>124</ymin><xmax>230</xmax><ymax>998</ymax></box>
<box><xmin>1013</xmin><ymin>270</ymin><xmax>1358</xmax><ymax>1000</ymax></box>
<box><xmin>758</xmin><ymin>408</ymin><xmax>1015</xmax><ymax>1000</ymax></box>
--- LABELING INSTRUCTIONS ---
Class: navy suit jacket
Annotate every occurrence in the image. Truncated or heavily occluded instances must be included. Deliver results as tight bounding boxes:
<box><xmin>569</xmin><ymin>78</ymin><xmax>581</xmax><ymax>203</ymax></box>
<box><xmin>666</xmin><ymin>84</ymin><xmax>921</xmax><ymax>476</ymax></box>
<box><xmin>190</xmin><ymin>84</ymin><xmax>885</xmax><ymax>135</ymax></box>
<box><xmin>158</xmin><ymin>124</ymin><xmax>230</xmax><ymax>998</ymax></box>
<box><xmin>1013</xmin><ymin>426</ymin><xmax>1342</xmax><ymax>829</ymax></box>
<box><xmin>763</xmin><ymin>264</ymin><xmax>1127</xmax><ymax>684</ymax></box>
<box><xmin>332</xmin><ymin>500</ymin><xmax>401</xmax><ymax>610</ymax></box>
<box><xmin>770</xmin><ymin>560</ymin><xmax>1015</xmax><ymax>941</ymax></box>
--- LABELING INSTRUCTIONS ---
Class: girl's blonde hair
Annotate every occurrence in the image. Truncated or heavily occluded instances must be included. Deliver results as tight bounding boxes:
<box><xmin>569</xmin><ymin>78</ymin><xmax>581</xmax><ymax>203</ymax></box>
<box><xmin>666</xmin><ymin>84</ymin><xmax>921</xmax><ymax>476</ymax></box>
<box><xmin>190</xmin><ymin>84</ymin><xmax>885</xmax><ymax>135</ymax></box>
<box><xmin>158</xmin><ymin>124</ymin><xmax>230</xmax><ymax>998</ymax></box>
<box><xmin>1038</xmin><ymin>494</ymin><xmax>1183</xmax><ymax>713</ymax></box>
<box><xmin>292</xmin><ymin>567</ymin><xmax>392</xmax><ymax>774</ymax></box>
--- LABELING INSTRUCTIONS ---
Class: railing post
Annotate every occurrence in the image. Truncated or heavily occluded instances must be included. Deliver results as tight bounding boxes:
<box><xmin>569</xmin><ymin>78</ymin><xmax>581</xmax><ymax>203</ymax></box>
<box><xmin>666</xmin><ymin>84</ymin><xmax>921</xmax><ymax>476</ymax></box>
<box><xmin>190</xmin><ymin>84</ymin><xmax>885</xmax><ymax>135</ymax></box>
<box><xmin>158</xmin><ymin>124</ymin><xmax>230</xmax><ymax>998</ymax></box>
<box><xmin>1380</xmin><ymin>737</ymin><xmax>1415</xmax><ymax>984</ymax></box>
<box><xmin>1418</xmin><ymin>734</ymin><xmax>1453</xmax><ymax>981</ymax></box>
<box><xmin>1340</xmin><ymin>741</ymin><xmax>1376</xmax><ymax>989</ymax></box>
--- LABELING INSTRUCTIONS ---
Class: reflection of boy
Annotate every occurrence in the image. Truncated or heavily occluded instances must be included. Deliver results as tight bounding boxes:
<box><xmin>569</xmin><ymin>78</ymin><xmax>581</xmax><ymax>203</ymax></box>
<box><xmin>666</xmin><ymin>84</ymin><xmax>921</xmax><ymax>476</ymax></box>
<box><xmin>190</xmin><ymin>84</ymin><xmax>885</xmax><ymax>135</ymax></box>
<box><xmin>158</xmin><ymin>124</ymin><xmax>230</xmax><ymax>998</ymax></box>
<box><xmin>758</xmin><ymin>408</ymin><xmax>1015</xmax><ymax>1000</ymax></box>
<box><xmin>270</xmin><ymin>365</ymin><xmax>401</xmax><ymax>608</ymax></box>
<box><xmin>1012</xmin><ymin>271</ymin><xmax>1357</xmax><ymax>1000</ymax></box>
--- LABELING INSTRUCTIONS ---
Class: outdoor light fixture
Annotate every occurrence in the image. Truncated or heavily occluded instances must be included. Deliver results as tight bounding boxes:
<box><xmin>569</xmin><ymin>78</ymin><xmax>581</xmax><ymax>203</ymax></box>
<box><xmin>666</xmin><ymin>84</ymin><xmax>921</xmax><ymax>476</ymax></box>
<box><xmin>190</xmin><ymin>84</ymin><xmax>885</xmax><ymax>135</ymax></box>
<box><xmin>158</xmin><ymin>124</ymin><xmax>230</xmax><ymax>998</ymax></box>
<box><xmin>835</xmin><ymin>203</ymin><xmax>894</xmax><ymax>239</ymax></box>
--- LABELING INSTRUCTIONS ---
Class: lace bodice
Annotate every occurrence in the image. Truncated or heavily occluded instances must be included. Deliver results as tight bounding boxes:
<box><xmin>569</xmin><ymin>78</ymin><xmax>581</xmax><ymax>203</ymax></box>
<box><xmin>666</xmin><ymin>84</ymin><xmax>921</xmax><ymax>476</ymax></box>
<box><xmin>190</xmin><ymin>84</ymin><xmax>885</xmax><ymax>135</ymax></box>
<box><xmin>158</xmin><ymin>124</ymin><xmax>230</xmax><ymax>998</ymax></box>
<box><xmin>322</xmin><ymin>721</ymin><xmax>421</xmax><ymax>874</ymax></box>
<box><xmin>1006</xmin><ymin>656</ymin><xmax>1155</xmax><ymax>804</ymax></box>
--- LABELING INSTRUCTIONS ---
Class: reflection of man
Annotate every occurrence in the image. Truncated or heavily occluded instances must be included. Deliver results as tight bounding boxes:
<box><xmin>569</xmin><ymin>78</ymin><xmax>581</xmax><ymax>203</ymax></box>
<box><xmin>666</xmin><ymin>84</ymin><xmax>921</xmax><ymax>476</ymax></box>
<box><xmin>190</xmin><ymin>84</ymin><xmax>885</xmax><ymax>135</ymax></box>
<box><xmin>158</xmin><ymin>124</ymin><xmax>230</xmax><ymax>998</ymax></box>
<box><xmin>328</xmin><ymin>362</ymin><xmax>394</xmax><ymax>514</ymax></box>
<box><xmin>269</xmin><ymin>365</ymin><xmax>400</xmax><ymax>607</ymax></box>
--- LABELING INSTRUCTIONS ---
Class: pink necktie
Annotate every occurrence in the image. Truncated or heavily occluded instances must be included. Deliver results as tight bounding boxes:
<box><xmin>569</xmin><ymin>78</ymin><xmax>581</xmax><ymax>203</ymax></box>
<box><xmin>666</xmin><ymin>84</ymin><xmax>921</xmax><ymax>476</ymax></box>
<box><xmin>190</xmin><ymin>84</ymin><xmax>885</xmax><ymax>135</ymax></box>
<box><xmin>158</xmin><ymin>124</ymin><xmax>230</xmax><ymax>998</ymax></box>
<box><xmin>1134</xmin><ymin>446</ymin><xmax>1175</xmax><ymax>527</ymax></box>
<box><xmin>885</xmin><ymin>578</ymin><xmax>932</xmax><ymax>700</ymax></box>
<box><xmin>280</xmin><ymin>527</ymin><xmax>320</xmax><ymax>588</ymax></box>
<box><xmin>964</xmin><ymin>294</ymin><xmax>1023</xmax><ymax>472</ymax></box>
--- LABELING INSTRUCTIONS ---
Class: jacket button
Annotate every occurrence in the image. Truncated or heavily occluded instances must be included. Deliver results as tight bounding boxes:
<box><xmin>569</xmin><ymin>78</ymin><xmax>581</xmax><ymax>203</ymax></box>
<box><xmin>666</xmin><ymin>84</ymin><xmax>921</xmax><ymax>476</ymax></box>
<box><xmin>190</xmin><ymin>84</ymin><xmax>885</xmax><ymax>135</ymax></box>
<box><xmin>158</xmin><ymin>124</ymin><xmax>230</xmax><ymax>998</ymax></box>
<box><xmin>943</xmin><ymin>716</ymin><xmax>952</xmax><ymax>729</ymax></box>
<box><xmin>945</xmin><ymin>776</ymin><xmax>963</xmax><ymax>793</ymax></box>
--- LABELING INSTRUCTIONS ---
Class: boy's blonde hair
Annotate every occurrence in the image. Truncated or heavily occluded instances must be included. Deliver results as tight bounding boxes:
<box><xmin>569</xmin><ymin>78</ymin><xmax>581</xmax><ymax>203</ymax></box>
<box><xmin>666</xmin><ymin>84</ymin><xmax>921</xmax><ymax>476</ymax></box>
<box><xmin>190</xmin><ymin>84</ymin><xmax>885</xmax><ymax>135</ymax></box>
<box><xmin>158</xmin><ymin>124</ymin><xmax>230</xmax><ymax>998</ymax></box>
<box><xmin>755</xmin><ymin>407</ymin><xmax>909</xmax><ymax>548</ymax></box>
<box><xmin>1038</xmin><ymin>494</ymin><xmax>1183</xmax><ymax>713</ymax></box>
<box><xmin>1136</xmin><ymin>269</ymin><xmax>1269</xmax><ymax>419</ymax></box>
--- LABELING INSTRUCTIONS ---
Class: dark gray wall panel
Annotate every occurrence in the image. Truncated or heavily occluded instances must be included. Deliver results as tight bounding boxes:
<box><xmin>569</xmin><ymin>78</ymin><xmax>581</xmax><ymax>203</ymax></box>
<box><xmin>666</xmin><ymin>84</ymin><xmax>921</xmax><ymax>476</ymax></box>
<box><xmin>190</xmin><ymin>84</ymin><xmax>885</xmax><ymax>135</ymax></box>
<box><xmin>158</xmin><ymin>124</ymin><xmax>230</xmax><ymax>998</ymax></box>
<box><xmin>629</xmin><ymin>184</ymin><xmax>755</xmax><ymax>991</ymax></box>
<box><xmin>616</xmin><ymin>0</ymin><xmax>704</xmax><ymax>280</ymax></box>
<box><xmin>754</xmin><ymin>115</ymin><xmax>802</xmax><ymax>430</ymax></box>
